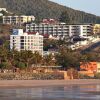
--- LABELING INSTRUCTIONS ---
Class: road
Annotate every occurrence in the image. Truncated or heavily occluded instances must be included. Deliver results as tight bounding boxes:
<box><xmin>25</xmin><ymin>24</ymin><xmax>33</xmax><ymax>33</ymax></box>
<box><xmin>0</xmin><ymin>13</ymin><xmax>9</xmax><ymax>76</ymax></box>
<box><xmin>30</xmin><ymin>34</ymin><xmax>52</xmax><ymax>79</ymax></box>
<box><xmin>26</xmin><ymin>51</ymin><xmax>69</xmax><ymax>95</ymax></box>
<box><xmin>81</xmin><ymin>41</ymin><xmax>100</xmax><ymax>53</ymax></box>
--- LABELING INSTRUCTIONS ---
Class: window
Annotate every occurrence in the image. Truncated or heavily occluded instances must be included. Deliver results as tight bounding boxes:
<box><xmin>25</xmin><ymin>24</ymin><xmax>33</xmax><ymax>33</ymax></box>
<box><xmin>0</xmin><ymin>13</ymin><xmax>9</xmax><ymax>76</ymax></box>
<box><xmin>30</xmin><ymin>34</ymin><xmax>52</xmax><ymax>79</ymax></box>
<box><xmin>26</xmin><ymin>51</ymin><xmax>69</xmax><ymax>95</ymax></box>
<box><xmin>21</xmin><ymin>43</ymin><xmax>24</xmax><ymax>45</ymax></box>
<box><xmin>21</xmin><ymin>36</ymin><xmax>24</xmax><ymax>39</ymax></box>
<box><xmin>21</xmin><ymin>40</ymin><xmax>24</xmax><ymax>42</ymax></box>
<box><xmin>98</xmin><ymin>68</ymin><xmax>100</xmax><ymax>70</ymax></box>
<box><xmin>20</xmin><ymin>46</ymin><xmax>24</xmax><ymax>49</ymax></box>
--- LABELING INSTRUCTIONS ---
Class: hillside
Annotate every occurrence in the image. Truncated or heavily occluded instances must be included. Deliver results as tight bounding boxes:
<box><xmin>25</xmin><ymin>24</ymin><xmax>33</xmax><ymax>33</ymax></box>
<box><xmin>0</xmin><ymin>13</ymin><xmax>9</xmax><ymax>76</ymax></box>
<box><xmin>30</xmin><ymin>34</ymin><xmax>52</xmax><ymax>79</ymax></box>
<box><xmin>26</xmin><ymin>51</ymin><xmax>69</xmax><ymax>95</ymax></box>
<box><xmin>0</xmin><ymin>0</ymin><xmax>100</xmax><ymax>23</ymax></box>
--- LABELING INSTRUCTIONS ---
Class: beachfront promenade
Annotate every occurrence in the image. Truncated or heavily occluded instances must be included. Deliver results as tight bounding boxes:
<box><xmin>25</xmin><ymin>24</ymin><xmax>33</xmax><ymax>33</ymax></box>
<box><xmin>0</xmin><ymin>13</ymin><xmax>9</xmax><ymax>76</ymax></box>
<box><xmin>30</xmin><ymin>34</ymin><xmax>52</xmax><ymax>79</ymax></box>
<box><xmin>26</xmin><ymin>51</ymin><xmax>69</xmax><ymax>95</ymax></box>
<box><xmin>0</xmin><ymin>80</ymin><xmax>100</xmax><ymax>88</ymax></box>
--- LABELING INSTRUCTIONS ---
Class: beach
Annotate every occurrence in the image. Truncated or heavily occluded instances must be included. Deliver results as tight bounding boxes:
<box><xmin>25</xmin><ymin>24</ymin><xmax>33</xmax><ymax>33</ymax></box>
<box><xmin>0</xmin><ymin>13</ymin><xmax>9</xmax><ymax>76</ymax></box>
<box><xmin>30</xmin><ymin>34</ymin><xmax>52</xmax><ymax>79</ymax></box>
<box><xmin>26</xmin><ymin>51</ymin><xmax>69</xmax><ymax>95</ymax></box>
<box><xmin>0</xmin><ymin>79</ymin><xmax>100</xmax><ymax>88</ymax></box>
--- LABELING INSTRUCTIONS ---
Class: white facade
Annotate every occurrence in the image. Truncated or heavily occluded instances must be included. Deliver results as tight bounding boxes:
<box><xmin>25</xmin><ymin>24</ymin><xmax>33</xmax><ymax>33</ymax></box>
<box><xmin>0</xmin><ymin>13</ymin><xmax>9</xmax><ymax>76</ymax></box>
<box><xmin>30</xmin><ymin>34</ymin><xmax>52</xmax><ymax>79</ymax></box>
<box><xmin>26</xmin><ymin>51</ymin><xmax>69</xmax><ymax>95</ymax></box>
<box><xmin>26</xmin><ymin>23</ymin><xmax>69</xmax><ymax>38</ymax></box>
<box><xmin>69</xmin><ymin>25</ymin><xmax>92</xmax><ymax>38</ymax></box>
<box><xmin>3</xmin><ymin>15</ymin><xmax>35</xmax><ymax>25</ymax></box>
<box><xmin>97</xmin><ymin>62</ymin><xmax>100</xmax><ymax>73</ymax></box>
<box><xmin>26</xmin><ymin>23</ymin><xmax>92</xmax><ymax>39</ymax></box>
<box><xmin>0</xmin><ymin>8</ymin><xmax>7</xmax><ymax>12</ymax></box>
<box><xmin>10</xmin><ymin>29</ymin><xmax>43</xmax><ymax>55</ymax></box>
<box><xmin>0</xmin><ymin>13</ymin><xmax>3</xmax><ymax>16</ymax></box>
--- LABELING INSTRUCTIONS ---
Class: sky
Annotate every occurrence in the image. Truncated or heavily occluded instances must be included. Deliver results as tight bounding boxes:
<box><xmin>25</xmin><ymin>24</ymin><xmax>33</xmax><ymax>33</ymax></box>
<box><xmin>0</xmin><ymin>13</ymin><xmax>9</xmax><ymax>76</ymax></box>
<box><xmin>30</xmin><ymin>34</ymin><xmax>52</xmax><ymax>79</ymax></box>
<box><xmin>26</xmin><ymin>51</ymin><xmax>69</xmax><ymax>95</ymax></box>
<box><xmin>50</xmin><ymin>0</ymin><xmax>100</xmax><ymax>16</ymax></box>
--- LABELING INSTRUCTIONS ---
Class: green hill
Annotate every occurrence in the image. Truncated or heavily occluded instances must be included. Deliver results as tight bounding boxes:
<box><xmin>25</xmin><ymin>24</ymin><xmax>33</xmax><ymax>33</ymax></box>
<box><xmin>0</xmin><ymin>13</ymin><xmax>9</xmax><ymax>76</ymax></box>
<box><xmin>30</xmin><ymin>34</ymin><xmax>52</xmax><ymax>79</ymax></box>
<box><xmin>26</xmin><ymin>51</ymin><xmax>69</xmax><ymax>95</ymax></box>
<box><xmin>0</xmin><ymin>0</ymin><xmax>100</xmax><ymax>23</ymax></box>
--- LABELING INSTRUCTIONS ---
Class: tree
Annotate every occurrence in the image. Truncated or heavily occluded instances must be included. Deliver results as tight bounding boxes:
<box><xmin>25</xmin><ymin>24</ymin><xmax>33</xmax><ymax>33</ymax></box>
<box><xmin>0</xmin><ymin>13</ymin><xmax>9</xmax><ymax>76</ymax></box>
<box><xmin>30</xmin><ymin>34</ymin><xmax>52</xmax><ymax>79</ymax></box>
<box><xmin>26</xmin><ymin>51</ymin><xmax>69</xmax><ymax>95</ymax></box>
<box><xmin>56</xmin><ymin>48</ymin><xmax>80</xmax><ymax>70</ymax></box>
<box><xmin>0</xmin><ymin>45</ymin><xmax>9</xmax><ymax>64</ymax></box>
<box><xmin>32</xmin><ymin>51</ymin><xmax>42</xmax><ymax>67</ymax></box>
<box><xmin>43</xmin><ymin>54</ymin><xmax>55</xmax><ymax>66</ymax></box>
<box><xmin>59</xmin><ymin>11</ymin><xmax>71</xmax><ymax>24</ymax></box>
<box><xmin>20</xmin><ymin>50</ymin><xmax>34</xmax><ymax>69</ymax></box>
<box><xmin>43</xmin><ymin>39</ymin><xmax>58</xmax><ymax>51</ymax></box>
<box><xmin>14</xmin><ymin>61</ymin><xmax>26</xmax><ymax>70</ymax></box>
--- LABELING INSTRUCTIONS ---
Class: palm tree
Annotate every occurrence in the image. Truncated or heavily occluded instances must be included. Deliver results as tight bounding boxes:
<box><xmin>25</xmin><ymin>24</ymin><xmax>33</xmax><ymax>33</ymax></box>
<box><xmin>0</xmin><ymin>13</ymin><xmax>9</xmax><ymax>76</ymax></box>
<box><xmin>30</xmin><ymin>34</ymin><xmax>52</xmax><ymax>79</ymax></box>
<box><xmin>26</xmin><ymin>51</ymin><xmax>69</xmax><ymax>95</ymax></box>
<box><xmin>0</xmin><ymin>45</ymin><xmax>11</xmax><ymax>72</ymax></box>
<box><xmin>32</xmin><ymin>51</ymin><xmax>42</xmax><ymax>67</ymax></box>
<box><xmin>7</xmin><ymin>50</ymin><xmax>20</xmax><ymax>72</ymax></box>
<box><xmin>20</xmin><ymin>50</ymin><xmax>34</xmax><ymax>69</ymax></box>
<box><xmin>43</xmin><ymin>54</ymin><xmax>55</xmax><ymax>66</ymax></box>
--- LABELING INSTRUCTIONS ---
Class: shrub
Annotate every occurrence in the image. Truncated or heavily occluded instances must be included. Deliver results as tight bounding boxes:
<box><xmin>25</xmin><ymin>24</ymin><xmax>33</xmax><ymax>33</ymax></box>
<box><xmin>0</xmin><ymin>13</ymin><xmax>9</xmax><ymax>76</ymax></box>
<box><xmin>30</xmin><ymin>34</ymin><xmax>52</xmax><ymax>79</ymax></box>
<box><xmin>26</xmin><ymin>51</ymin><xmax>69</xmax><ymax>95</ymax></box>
<box><xmin>79</xmin><ymin>73</ymin><xmax>93</xmax><ymax>79</ymax></box>
<box><xmin>94</xmin><ymin>73</ymin><xmax>100</xmax><ymax>79</ymax></box>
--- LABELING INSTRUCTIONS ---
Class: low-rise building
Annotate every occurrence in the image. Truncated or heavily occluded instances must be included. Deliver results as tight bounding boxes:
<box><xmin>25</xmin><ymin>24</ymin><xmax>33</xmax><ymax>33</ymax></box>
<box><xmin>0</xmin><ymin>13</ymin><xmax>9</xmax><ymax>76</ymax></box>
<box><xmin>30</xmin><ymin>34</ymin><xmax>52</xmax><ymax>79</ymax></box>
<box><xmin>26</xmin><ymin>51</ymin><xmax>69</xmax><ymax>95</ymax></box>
<box><xmin>10</xmin><ymin>29</ymin><xmax>43</xmax><ymax>55</ymax></box>
<box><xmin>80</xmin><ymin>62</ymin><xmax>100</xmax><ymax>73</ymax></box>
<box><xmin>3</xmin><ymin>15</ymin><xmax>35</xmax><ymax>25</ymax></box>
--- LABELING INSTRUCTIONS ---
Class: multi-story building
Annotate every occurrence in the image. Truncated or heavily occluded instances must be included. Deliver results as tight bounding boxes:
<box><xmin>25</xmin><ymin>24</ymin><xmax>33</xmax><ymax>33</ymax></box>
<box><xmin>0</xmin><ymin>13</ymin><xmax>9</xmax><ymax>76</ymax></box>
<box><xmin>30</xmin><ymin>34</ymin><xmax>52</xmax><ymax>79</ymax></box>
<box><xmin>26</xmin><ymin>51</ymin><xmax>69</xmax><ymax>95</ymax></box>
<box><xmin>10</xmin><ymin>29</ymin><xmax>43</xmax><ymax>55</ymax></box>
<box><xmin>68</xmin><ymin>24</ymin><xmax>93</xmax><ymax>38</ymax></box>
<box><xmin>3</xmin><ymin>15</ymin><xmax>35</xmax><ymax>25</ymax></box>
<box><xmin>93</xmin><ymin>24</ymin><xmax>100</xmax><ymax>34</ymax></box>
<box><xmin>26</xmin><ymin>22</ymin><xmax>93</xmax><ymax>39</ymax></box>
<box><xmin>26</xmin><ymin>22</ymin><xmax>69</xmax><ymax>39</ymax></box>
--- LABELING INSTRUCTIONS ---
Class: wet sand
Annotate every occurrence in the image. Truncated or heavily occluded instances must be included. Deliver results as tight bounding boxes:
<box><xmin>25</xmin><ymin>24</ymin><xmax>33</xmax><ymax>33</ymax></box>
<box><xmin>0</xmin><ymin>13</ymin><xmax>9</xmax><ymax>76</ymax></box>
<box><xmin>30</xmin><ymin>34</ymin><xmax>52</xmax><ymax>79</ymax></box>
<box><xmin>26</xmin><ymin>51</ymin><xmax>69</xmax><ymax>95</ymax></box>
<box><xmin>0</xmin><ymin>79</ymin><xmax>100</xmax><ymax>88</ymax></box>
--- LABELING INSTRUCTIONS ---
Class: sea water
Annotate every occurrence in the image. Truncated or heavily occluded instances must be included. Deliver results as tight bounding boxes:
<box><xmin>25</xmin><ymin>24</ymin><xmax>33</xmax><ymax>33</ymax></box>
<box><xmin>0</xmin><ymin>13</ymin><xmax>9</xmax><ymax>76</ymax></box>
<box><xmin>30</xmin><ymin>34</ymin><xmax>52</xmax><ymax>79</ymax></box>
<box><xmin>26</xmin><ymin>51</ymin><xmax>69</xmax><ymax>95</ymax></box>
<box><xmin>0</xmin><ymin>84</ymin><xmax>100</xmax><ymax>100</ymax></box>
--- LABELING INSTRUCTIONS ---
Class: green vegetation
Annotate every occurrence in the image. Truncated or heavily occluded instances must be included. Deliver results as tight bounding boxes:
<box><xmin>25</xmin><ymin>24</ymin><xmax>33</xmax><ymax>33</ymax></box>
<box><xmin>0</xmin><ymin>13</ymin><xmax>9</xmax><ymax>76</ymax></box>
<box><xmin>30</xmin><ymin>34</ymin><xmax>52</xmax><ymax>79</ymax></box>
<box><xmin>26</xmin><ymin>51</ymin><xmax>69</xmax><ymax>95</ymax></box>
<box><xmin>0</xmin><ymin>24</ymin><xmax>12</xmax><ymax>35</ymax></box>
<box><xmin>94</xmin><ymin>73</ymin><xmax>100</xmax><ymax>79</ymax></box>
<box><xmin>56</xmin><ymin>48</ymin><xmax>80</xmax><ymax>69</ymax></box>
<box><xmin>0</xmin><ymin>0</ymin><xmax>100</xmax><ymax>23</ymax></box>
<box><xmin>0</xmin><ymin>39</ymin><xmax>100</xmax><ymax>80</ymax></box>
<box><xmin>59</xmin><ymin>11</ymin><xmax>72</xmax><ymax>24</ymax></box>
<box><xmin>0</xmin><ymin>39</ymin><xmax>100</xmax><ymax>72</ymax></box>
<box><xmin>78</xmin><ymin>73</ymin><xmax>94</xmax><ymax>79</ymax></box>
<box><xmin>0</xmin><ymin>24</ymin><xmax>25</xmax><ymax>37</ymax></box>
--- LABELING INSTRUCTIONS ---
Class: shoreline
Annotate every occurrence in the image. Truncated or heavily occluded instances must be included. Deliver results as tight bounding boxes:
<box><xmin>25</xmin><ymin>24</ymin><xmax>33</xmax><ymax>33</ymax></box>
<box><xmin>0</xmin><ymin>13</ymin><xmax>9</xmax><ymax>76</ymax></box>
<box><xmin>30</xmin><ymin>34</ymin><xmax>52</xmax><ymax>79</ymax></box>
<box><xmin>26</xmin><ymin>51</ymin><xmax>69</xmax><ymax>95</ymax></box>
<box><xmin>0</xmin><ymin>79</ymin><xmax>100</xmax><ymax>88</ymax></box>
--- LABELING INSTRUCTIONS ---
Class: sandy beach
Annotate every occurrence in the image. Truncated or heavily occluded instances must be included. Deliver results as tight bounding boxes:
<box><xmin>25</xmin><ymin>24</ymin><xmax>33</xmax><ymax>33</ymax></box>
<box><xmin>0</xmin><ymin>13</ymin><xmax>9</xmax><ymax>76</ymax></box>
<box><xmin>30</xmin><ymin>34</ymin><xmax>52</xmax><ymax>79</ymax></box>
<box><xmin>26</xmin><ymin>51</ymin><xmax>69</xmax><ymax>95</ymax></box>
<box><xmin>0</xmin><ymin>79</ymin><xmax>100</xmax><ymax>88</ymax></box>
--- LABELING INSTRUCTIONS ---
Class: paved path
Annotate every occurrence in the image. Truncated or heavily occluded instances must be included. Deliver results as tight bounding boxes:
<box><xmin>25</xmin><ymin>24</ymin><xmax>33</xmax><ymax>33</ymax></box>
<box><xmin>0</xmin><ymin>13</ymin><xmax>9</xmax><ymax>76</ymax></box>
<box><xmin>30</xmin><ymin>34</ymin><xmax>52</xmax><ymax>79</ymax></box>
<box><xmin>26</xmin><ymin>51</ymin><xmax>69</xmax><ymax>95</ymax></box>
<box><xmin>81</xmin><ymin>41</ymin><xmax>100</xmax><ymax>53</ymax></box>
<box><xmin>0</xmin><ymin>79</ymin><xmax>100</xmax><ymax>88</ymax></box>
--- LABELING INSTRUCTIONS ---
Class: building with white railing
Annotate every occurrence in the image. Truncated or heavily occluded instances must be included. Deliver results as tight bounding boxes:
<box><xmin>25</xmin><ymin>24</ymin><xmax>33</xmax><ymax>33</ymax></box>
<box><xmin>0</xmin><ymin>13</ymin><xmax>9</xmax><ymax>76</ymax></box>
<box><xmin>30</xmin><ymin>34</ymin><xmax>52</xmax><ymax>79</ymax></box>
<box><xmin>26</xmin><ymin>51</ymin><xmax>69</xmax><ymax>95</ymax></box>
<box><xmin>10</xmin><ymin>29</ymin><xmax>43</xmax><ymax>55</ymax></box>
<box><xmin>3</xmin><ymin>15</ymin><xmax>35</xmax><ymax>25</ymax></box>
<box><xmin>26</xmin><ymin>22</ymin><xmax>93</xmax><ymax>39</ymax></box>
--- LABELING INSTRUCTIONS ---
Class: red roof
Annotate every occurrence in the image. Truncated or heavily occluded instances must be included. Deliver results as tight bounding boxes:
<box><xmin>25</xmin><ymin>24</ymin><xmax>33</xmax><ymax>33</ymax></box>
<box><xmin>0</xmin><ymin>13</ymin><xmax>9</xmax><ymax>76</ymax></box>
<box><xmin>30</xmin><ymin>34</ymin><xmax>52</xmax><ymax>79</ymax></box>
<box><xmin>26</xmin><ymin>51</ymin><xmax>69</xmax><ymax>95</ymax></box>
<box><xmin>43</xmin><ymin>34</ymin><xmax>49</xmax><ymax>38</ymax></box>
<box><xmin>27</xmin><ymin>32</ymin><xmax>37</xmax><ymax>35</ymax></box>
<box><xmin>42</xmin><ymin>19</ymin><xmax>57</xmax><ymax>24</ymax></box>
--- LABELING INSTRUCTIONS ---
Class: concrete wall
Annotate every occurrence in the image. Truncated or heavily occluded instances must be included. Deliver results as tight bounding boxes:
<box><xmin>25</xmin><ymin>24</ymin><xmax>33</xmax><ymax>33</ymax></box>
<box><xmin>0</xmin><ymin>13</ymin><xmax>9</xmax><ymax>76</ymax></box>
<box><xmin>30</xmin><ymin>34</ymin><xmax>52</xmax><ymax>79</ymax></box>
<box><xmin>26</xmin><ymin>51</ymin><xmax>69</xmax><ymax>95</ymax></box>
<box><xmin>97</xmin><ymin>62</ymin><xmax>100</xmax><ymax>73</ymax></box>
<box><xmin>79</xmin><ymin>71</ymin><xmax>94</xmax><ymax>77</ymax></box>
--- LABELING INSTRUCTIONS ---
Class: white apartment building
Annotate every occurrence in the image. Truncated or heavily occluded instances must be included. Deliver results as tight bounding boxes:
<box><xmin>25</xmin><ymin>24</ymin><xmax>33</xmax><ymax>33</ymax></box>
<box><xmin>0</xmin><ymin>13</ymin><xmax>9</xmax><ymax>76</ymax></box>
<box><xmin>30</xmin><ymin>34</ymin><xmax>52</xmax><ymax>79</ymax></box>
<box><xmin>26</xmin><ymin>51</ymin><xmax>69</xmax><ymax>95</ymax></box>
<box><xmin>10</xmin><ymin>29</ymin><xmax>43</xmax><ymax>55</ymax></box>
<box><xmin>3</xmin><ymin>15</ymin><xmax>35</xmax><ymax>25</ymax></box>
<box><xmin>26</xmin><ymin>23</ymin><xmax>69</xmax><ymax>39</ymax></box>
<box><xmin>26</xmin><ymin>23</ymin><xmax>93</xmax><ymax>39</ymax></box>
<box><xmin>69</xmin><ymin>24</ymin><xmax>93</xmax><ymax>38</ymax></box>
